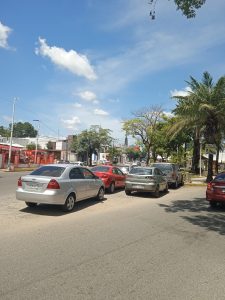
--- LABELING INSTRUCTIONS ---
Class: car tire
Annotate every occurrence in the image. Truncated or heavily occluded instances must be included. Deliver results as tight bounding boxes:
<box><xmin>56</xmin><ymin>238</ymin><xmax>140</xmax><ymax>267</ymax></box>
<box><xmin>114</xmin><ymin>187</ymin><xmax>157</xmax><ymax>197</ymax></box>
<box><xmin>180</xmin><ymin>177</ymin><xmax>184</xmax><ymax>186</ymax></box>
<box><xmin>108</xmin><ymin>182</ymin><xmax>115</xmax><ymax>194</ymax></box>
<box><xmin>164</xmin><ymin>184</ymin><xmax>169</xmax><ymax>193</ymax></box>
<box><xmin>96</xmin><ymin>187</ymin><xmax>105</xmax><ymax>201</ymax></box>
<box><xmin>62</xmin><ymin>194</ymin><xmax>76</xmax><ymax>212</ymax></box>
<box><xmin>154</xmin><ymin>186</ymin><xmax>160</xmax><ymax>198</ymax></box>
<box><xmin>173</xmin><ymin>180</ymin><xmax>178</xmax><ymax>189</ymax></box>
<box><xmin>125</xmin><ymin>189</ymin><xmax>131</xmax><ymax>196</ymax></box>
<box><xmin>25</xmin><ymin>202</ymin><xmax>37</xmax><ymax>208</ymax></box>
<box><xmin>209</xmin><ymin>201</ymin><xmax>217</xmax><ymax>208</ymax></box>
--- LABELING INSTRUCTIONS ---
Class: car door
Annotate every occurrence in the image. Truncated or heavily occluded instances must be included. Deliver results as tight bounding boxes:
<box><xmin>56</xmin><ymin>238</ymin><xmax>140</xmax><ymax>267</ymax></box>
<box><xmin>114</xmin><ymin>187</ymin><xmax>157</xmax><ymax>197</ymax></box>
<box><xmin>80</xmin><ymin>168</ymin><xmax>100</xmax><ymax>198</ymax></box>
<box><xmin>69</xmin><ymin>167</ymin><xmax>86</xmax><ymax>201</ymax></box>
<box><xmin>154</xmin><ymin>168</ymin><xmax>167</xmax><ymax>190</ymax></box>
<box><xmin>115</xmin><ymin>167</ymin><xmax>125</xmax><ymax>187</ymax></box>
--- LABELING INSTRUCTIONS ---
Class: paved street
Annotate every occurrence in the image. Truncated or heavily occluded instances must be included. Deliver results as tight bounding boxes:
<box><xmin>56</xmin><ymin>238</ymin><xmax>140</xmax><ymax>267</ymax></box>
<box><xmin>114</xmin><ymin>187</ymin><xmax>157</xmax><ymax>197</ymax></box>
<box><xmin>1</xmin><ymin>172</ymin><xmax>225</xmax><ymax>299</ymax></box>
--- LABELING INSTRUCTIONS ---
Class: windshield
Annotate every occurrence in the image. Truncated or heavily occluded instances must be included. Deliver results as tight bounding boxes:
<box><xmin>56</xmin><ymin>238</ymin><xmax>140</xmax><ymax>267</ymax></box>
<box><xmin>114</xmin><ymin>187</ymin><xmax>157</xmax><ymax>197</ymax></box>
<box><xmin>215</xmin><ymin>173</ymin><xmax>225</xmax><ymax>181</ymax></box>
<box><xmin>91</xmin><ymin>166</ymin><xmax>110</xmax><ymax>172</ymax></box>
<box><xmin>30</xmin><ymin>166</ymin><xmax>65</xmax><ymax>177</ymax></box>
<box><xmin>130</xmin><ymin>168</ymin><xmax>153</xmax><ymax>175</ymax></box>
<box><xmin>152</xmin><ymin>164</ymin><xmax>173</xmax><ymax>173</ymax></box>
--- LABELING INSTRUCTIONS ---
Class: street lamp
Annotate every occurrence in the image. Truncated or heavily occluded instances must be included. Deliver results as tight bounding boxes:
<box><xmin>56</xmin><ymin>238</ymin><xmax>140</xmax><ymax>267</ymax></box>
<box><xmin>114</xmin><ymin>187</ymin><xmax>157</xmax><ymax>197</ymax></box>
<box><xmin>7</xmin><ymin>97</ymin><xmax>18</xmax><ymax>171</ymax></box>
<box><xmin>33</xmin><ymin>120</ymin><xmax>40</xmax><ymax>164</ymax></box>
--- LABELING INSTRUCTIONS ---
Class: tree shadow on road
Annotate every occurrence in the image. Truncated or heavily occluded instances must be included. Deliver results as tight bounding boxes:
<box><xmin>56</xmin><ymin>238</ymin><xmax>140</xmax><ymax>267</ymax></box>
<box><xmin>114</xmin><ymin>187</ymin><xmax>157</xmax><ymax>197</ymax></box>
<box><xmin>159</xmin><ymin>197</ymin><xmax>225</xmax><ymax>235</ymax></box>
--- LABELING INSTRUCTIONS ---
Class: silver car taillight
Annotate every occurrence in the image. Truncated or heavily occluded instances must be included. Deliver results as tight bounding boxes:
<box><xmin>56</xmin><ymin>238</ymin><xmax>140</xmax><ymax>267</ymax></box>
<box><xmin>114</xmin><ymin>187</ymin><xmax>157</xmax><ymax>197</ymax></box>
<box><xmin>47</xmin><ymin>179</ymin><xmax>60</xmax><ymax>189</ymax></box>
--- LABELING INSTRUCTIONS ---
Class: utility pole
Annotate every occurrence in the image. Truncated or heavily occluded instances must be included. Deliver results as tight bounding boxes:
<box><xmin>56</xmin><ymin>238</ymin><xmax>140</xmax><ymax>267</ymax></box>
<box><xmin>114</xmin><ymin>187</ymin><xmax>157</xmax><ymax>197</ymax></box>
<box><xmin>33</xmin><ymin>119</ymin><xmax>40</xmax><ymax>164</ymax></box>
<box><xmin>7</xmin><ymin>97</ymin><xmax>18</xmax><ymax>171</ymax></box>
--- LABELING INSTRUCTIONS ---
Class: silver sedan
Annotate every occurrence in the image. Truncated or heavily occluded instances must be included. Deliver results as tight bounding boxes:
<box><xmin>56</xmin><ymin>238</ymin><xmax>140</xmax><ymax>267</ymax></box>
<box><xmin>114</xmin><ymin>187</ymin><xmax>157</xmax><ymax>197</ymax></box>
<box><xmin>125</xmin><ymin>167</ymin><xmax>168</xmax><ymax>197</ymax></box>
<box><xmin>16</xmin><ymin>164</ymin><xmax>105</xmax><ymax>212</ymax></box>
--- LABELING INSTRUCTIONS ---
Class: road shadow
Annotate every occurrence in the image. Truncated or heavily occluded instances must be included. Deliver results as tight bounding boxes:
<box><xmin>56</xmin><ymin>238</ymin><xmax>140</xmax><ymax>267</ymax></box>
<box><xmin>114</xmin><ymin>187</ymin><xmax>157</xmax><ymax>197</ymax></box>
<box><xmin>129</xmin><ymin>191</ymin><xmax>169</xmax><ymax>198</ymax></box>
<box><xmin>159</xmin><ymin>197</ymin><xmax>225</xmax><ymax>235</ymax></box>
<box><xmin>105</xmin><ymin>187</ymin><xmax>125</xmax><ymax>194</ymax></box>
<box><xmin>19</xmin><ymin>196</ymin><xmax>108</xmax><ymax>217</ymax></box>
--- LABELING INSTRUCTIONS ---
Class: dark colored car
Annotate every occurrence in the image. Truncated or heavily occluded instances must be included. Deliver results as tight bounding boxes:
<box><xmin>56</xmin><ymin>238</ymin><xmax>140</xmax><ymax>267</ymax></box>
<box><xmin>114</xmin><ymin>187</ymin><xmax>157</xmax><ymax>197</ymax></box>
<box><xmin>206</xmin><ymin>172</ymin><xmax>225</xmax><ymax>208</ymax></box>
<box><xmin>91</xmin><ymin>165</ymin><xmax>126</xmax><ymax>193</ymax></box>
<box><xmin>150</xmin><ymin>163</ymin><xmax>184</xmax><ymax>188</ymax></box>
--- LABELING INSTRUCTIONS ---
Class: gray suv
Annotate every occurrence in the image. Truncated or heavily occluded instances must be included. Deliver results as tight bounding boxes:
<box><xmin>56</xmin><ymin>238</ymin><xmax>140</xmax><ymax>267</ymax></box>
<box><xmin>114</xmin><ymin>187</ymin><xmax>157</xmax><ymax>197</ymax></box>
<box><xmin>150</xmin><ymin>163</ymin><xmax>184</xmax><ymax>188</ymax></box>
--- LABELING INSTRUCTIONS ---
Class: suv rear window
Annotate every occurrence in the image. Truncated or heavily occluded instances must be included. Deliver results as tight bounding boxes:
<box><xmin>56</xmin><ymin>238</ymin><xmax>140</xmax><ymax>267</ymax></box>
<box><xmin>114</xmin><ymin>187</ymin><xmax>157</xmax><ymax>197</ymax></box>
<box><xmin>152</xmin><ymin>164</ymin><xmax>173</xmax><ymax>172</ymax></box>
<box><xmin>30</xmin><ymin>166</ymin><xmax>65</xmax><ymax>177</ymax></box>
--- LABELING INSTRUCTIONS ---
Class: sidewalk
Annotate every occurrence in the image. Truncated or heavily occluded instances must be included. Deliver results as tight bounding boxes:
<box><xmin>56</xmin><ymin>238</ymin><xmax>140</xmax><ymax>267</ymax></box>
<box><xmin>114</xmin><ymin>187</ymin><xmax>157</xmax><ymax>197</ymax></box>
<box><xmin>185</xmin><ymin>176</ymin><xmax>207</xmax><ymax>186</ymax></box>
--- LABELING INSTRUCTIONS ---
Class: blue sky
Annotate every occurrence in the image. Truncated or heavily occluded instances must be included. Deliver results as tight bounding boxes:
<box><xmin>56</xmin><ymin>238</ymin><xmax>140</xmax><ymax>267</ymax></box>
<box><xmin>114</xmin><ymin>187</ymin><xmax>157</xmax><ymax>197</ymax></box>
<box><xmin>1</xmin><ymin>0</ymin><xmax>225</xmax><ymax>144</ymax></box>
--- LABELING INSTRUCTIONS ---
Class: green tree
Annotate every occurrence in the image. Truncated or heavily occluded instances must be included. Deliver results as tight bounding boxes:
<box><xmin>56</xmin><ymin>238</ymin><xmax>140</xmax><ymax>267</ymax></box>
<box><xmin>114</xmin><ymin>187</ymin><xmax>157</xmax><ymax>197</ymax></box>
<box><xmin>149</xmin><ymin>0</ymin><xmax>206</xmax><ymax>19</ymax></box>
<box><xmin>0</xmin><ymin>125</ymin><xmax>10</xmax><ymax>137</ymax></box>
<box><xmin>46</xmin><ymin>141</ymin><xmax>55</xmax><ymax>150</ymax></box>
<box><xmin>26</xmin><ymin>143</ymin><xmax>41</xmax><ymax>150</ymax></box>
<box><xmin>125</xmin><ymin>146</ymin><xmax>141</xmax><ymax>162</ymax></box>
<box><xmin>172</xmin><ymin>72</ymin><xmax>225</xmax><ymax>181</ymax></box>
<box><xmin>71</xmin><ymin>126</ymin><xmax>113</xmax><ymax>166</ymax></box>
<box><xmin>152</xmin><ymin>116</ymin><xmax>192</xmax><ymax>165</ymax></box>
<box><xmin>123</xmin><ymin>106</ymin><xmax>163</xmax><ymax>165</ymax></box>
<box><xmin>108</xmin><ymin>146</ymin><xmax>122</xmax><ymax>163</ymax></box>
<box><xmin>10</xmin><ymin>122</ymin><xmax>37</xmax><ymax>138</ymax></box>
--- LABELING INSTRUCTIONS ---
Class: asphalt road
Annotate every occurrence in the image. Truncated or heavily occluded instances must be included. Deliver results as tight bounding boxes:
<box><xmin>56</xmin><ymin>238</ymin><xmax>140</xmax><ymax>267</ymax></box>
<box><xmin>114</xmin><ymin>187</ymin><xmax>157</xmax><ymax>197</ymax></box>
<box><xmin>1</xmin><ymin>172</ymin><xmax>225</xmax><ymax>299</ymax></box>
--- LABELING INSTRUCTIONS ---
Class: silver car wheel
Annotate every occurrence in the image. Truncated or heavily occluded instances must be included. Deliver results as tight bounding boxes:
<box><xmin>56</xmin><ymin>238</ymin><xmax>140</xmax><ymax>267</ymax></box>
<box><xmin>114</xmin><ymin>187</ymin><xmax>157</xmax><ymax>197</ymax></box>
<box><xmin>63</xmin><ymin>194</ymin><xmax>75</xmax><ymax>212</ymax></box>
<box><xmin>97</xmin><ymin>187</ymin><xmax>104</xmax><ymax>201</ymax></box>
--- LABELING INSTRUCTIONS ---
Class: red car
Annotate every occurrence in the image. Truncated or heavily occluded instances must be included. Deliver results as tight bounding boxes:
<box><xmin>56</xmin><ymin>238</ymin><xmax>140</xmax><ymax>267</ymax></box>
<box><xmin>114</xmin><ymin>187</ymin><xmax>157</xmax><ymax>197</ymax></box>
<box><xmin>206</xmin><ymin>172</ymin><xmax>225</xmax><ymax>208</ymax></box>
<box><xmin>91</xmin><ymin>165</ymin><xmax>126</xmax><ymax>193</ymax></box>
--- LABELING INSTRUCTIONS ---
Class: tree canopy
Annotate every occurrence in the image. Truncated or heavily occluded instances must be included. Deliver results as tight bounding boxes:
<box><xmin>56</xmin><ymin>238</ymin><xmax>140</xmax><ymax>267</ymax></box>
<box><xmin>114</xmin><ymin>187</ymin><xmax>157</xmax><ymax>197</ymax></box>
<box><xmin>149</xmin><ymin>0</ymin><xmax>206</xmax><ymax>19</ymax></box>
<box><xmin>172</xmin><ymin>71</ymin><xmax>225</xmax><ymax>181</ymax></box>
<box><xmin>70</xmin><ymin>125</ymin><xmax>113</xmax><ymax>166</ymax></box>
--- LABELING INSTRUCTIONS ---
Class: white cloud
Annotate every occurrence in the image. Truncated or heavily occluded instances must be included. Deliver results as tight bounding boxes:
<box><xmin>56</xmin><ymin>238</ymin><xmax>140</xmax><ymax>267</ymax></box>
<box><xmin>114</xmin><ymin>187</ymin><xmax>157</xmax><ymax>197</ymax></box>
<box><xmin>35</xmin><ymin>37</ymin><xmax>97</xmax><ymax>80</ymax></box>
<box><xmin>0</xmin><ymin>22</ymin><xmax>12</xmax><ymax>49</ymax></box>
<box><xmin>73</xmin><ymin>103</ymin><xmax>82</xmax><ymax>108</ymax></box>
<box><xmin>3</xmin><ymin>115</ymin><xmax>11</xmax><ymax>122</ymax></box>
<box><xmin>62</xmin><ymin>116</ymin><xmax>81</xmax><ymax>129</ymax></box>
<box><xmin>170</xmin><ymin>87</ymin><xmax>191</xmax><ymax>97</ymax></box>
<box><xmin>78</xmin><ymin>90</ymin><xmax>99</xmax><ymax>104</ymax></box>
<box><xmin>94</xmin><ymin>109</ymin><xmax>109</xmax><ymax>116</ymax></box>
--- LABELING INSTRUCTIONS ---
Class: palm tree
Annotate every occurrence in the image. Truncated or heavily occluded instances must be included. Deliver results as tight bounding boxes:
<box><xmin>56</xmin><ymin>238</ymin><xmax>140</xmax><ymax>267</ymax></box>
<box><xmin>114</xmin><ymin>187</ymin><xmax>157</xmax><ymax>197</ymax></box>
<box><xmin>172</xmin><ymin>72</ymin><xmax>225</xmax><ymax>182</ymax></box>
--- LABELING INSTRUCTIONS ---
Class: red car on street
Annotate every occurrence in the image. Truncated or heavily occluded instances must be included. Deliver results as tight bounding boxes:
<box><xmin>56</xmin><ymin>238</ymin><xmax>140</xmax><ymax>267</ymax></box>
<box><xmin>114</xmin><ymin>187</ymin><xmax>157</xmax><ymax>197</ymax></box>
<box><xmin>91</xmin><ymin>165</ymin><xmax>126</xmax><ymax>193</ymax></box>
<box><xmin>206</xmin><ymin>172</ymin><xmax>225</xmax><ymax>208</ymax></box>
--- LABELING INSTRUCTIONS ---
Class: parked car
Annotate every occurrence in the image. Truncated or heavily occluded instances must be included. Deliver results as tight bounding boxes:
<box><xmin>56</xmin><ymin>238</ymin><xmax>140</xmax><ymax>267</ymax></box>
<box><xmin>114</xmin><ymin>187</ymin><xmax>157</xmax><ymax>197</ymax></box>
<box><xmin>16</xmin><ymin>164</ymin><xmax>105</xmax><ymax>212</ymax></box>
<box><xmin>206</xmin><ymin>172</ymin><xmax>225</xmax><ymax>208</ymax></box>
<box><xmin>116</xmin><ymin>165</ymin><xmax>130</xmax><ymax>175</ymax></box>
<box><xmin>125</xmin><ymin>166</ymin><xmax>168</xmax><ymax>197</ymax></box>
<box><xmin>57</xmin><ymin>160</ymin><xmax>70</xmax><ymax>164</ymax></box>
<box><xmin>91</xmin><ymin>165</ymin><xmax>126</xmax><ymax>193</ymax></box>
<box><xmin>72</xmin><ymin>161</ymin><xmax>84</xmax><ymax>166</ymax></box>
<box><xmin>150</xmin><ymin>163</ymin><xmax>184</xmax><ymax>188</ymax></box>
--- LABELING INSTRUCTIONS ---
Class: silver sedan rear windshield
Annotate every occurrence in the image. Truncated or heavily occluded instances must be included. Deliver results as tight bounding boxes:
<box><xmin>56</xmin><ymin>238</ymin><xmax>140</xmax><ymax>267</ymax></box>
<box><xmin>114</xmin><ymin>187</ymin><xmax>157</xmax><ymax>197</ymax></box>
<box><xmin>30</xmin><ymin>166</ymin><xmax>66</xmax><ymax>177</ymax></box>
<box><xmin>130</xmin><ymin>168</ymin><xmax>153</xmax><ymax>175</ymax></box>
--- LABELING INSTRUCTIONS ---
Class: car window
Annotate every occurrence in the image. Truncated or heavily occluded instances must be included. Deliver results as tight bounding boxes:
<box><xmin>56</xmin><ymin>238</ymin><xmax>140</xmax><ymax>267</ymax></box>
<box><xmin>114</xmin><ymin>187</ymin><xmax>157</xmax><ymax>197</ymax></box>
<box><xmin>81</xmin><ymin>168</ymin><xmax>95</xmax><ymax>179</ymax></box>
<box><xmin>91</xmin><ymin>166</ymin><xmax>110</xmax><ymax>172</ymax></box>
<box><xmin>215</xmin><ymin>173</ymin><xmax>225</xmax><ymax>181</ymax></box>
<box><xmin>154</xmin><ymin>168</ymin><xmax>159</xmax><ymax>175</ymax></box>
<box><xmin>152</xmin><ymin>164</ymin><xmax>173</xmax><ymax>173</ymax></box>
<box><xmin>30</xmin><ymin>166</ymin><xmax>65</xmax><ymax>177</ymax></box>
<box><xmin>130</xmin><ymin>168</ymin><xmax>153</xmax><ymax>175</ymax></box>
<box><xmin>116</xmin><ymin>168</ymin><xmax>123</xmax><ymax>175</ymax></box>
<box><xmin>158</xmin><ymin>169</ymin><xmax>164</xmax><ymax>176</ymax></box>
<box><xmin>69</xmin><ymin>168</ymin><xmax>84</xmax><ymax>179</ymax></box>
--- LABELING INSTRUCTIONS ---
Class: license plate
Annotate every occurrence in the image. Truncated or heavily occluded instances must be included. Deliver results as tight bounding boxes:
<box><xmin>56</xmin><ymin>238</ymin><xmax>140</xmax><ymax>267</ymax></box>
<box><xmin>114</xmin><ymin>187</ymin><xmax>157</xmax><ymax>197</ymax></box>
<box><xmin>132</xmin><ymin>185</ymin><xmax>144</xmax><ymax>189</ymax></box>
<box><xmin>26</xmin><ymin>182</ymin><xmax>42</xmax><ymax>190</ymax></box>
